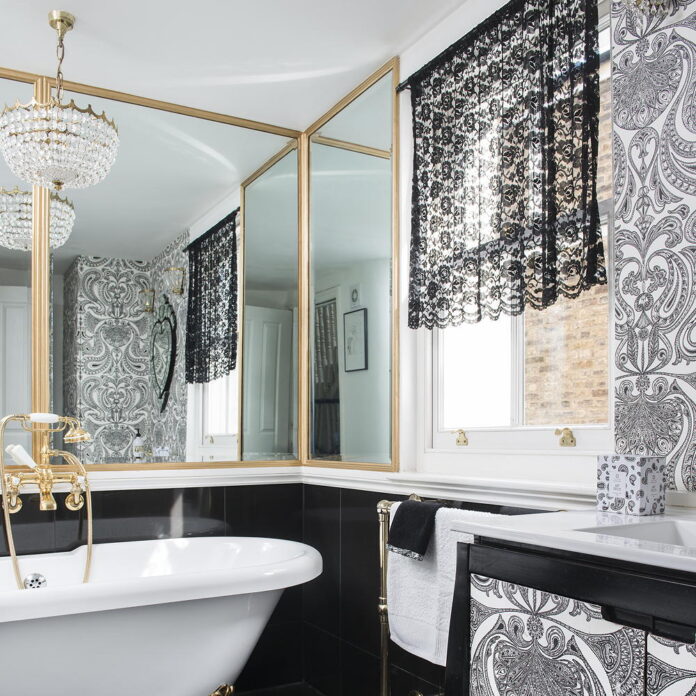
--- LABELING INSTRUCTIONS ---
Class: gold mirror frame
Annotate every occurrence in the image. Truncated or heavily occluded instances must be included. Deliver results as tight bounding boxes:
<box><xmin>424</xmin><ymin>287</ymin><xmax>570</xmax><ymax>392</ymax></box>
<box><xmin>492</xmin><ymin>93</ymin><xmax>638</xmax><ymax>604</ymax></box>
<box><xmin>0</xmin><ymin>56</ymin><xmax>399</xmax><ymax>473</ymax></box>
<box><xmin>303</xmin><ymin>58</ymin><xmax>400</xmax><ymax>472</ymax></box>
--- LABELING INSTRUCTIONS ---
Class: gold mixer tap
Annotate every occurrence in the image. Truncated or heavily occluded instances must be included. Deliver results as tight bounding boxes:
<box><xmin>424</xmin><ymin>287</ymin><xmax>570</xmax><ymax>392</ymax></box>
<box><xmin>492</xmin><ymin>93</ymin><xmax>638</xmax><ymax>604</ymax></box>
<box><xmin>0</xmin><ymin>413</ymin><xmax>94</xmax><ymax>588</ymax></box>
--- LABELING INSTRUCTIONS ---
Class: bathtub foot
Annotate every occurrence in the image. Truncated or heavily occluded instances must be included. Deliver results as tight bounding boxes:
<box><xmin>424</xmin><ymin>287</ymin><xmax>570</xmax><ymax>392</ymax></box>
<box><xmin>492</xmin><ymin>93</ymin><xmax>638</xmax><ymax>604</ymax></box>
<box><xmin>210</xmin><ymin>685</ymin><xmax>234</xmax><ymax>696</ymax></box>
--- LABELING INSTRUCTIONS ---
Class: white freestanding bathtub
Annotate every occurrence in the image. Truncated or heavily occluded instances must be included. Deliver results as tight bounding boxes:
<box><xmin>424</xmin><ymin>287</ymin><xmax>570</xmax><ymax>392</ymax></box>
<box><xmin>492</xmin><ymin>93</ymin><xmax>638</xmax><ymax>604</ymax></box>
<box><xmin>0</xmin><ymin>537</ymin><xmax>322</xmax><ymax>696</ymax></box>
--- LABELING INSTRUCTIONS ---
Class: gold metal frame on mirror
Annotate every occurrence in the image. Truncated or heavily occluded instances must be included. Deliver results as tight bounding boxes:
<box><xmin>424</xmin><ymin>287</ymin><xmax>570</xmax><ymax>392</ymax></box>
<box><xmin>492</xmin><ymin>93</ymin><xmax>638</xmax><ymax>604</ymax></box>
<box><xmin>303</xmin><ymin>57</ymin><xmax>400</xmax><ymax>473</ymax></box>
<box><xmin>0</xmin><ymin>64</ymin><xmax>301</xmax><ymax>470</ymax></box>
<box><xmin>239</xmin><ymin>140</ymin><xmax>300</xmax><ymax>463</ymax></box>
<box><xmin>0</xmin><ymin>53</ymin><xmax>399</xmax><ymax>473</ymax></box>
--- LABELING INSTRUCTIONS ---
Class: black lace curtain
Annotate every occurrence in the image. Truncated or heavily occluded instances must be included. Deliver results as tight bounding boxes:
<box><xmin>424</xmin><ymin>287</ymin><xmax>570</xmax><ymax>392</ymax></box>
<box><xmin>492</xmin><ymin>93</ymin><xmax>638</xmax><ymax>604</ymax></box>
<box><xmin>403</xmin><ymin>0</ymin><xmax>606</xmax><ymax>329</ymax></box>
<box><xmin>185</xmin><ymin>208</ymin><xmax>239</xmax><ymax>384</ymax></box>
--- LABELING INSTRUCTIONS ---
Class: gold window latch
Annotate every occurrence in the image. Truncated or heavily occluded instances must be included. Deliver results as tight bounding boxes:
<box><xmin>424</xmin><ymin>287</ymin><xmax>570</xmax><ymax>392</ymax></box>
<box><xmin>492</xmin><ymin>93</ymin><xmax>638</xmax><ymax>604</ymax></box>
<box><xmin>455</xmin><ymin>429</ymin><xmax>468</xmax><ymax>446</ymax></box>
<box><xmin>555</xmin><ymin>427</ymin><xmax>576</xmax><ymax>447</ymax></box>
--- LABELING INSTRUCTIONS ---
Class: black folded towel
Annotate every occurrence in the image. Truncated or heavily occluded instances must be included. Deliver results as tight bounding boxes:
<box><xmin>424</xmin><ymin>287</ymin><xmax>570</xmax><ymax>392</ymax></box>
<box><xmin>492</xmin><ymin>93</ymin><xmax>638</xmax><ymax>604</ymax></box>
<box><xmin>387</xmin><ymin>500</ymin><xmax>444</xmax><ymax>561</ymax></box>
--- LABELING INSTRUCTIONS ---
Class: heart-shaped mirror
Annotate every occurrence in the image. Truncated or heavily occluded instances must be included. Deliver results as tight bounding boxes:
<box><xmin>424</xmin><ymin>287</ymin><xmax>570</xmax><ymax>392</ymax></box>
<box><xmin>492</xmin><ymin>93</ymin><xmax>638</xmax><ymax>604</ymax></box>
<box><xmin>150</xmin><ymin>296</ymin><xmax>177</xmax><ymax>412</ymax></box>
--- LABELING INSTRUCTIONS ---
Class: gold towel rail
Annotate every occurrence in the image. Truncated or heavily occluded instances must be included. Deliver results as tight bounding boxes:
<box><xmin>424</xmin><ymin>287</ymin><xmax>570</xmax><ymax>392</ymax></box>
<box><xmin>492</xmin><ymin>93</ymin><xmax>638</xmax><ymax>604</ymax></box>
<box><xmin>379</xmin><ymin>494</ymin><xmax>449</xmax><ymax>696</ymax></box>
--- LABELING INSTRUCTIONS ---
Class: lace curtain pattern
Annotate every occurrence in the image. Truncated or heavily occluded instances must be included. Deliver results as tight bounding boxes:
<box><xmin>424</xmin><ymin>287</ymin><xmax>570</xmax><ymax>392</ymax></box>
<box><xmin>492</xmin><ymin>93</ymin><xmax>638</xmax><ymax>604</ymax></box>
<box><xmin>404</xmin><ymin>0</ymin><xmax>606</xmax><ymax>329</ymax></box>
<box><xmin>185</xmin><ymin>208</ymin><xmax>239</xmax><ymax>384</ymax></box>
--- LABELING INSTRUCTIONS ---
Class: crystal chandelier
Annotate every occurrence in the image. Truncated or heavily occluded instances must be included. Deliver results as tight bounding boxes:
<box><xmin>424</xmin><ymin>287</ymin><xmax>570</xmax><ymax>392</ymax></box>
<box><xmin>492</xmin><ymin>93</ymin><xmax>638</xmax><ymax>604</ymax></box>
<box><xmin>0</xmin><ymin>187</ymin><xmax>75</xmax><ymax>251</ymax></box>
<box><xmin>0</xmin><ymin>11</ymin><xmax>119</xmax><ymax>192</ymax></box>
<box><xmin>626</xmin><ymin>0</ymin><xmax>671</xmax><ymax>15</ymax></box>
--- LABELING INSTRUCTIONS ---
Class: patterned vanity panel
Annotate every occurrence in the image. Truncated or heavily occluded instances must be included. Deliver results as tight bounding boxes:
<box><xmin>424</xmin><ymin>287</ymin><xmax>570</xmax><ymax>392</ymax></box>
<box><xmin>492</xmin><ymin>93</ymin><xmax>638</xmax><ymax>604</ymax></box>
<box><xmin>648</xmin><ymin>636</ymin><xmax>696</xmax><ymax>696</ymax></box>
<box><xmin>469</xmin><ymin>576</ymin><xmax>646</xmax><ymax>695</ymax></box>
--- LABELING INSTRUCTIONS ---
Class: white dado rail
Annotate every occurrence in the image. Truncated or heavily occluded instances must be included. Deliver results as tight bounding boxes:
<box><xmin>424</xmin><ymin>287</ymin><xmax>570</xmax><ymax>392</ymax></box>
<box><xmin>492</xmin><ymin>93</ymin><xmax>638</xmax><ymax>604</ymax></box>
<box><xmin>85</xmin><ymin>467</ymin><xmax>598</xmax><ymax>510</ymax></box>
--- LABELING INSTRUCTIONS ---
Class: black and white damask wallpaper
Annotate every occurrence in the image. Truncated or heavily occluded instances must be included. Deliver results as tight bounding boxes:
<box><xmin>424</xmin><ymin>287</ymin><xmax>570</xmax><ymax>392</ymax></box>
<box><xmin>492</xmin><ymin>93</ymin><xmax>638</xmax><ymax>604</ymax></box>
<box><xmin>63</xmin><ymin>233</ymin><xmax>188</xmax><ymax>464</ymax></box>
<box><xmin>648</xmin><ymin>635</ymin><xmax>696</xmax><ymax>695</ymax></box>
<box><xmin>470</xmin><ymin>576</ymin><xmax>646</xmax><ymax>695</ymax></box>
<box><xmin>148</xmin><ymin>233</ymin><xmax>188</xmax><ymax>460</ymax></box>
<box><xmin>612</xmin><ymin>0</ymin><xmax>696</xmax><ymax>491</ymax></box>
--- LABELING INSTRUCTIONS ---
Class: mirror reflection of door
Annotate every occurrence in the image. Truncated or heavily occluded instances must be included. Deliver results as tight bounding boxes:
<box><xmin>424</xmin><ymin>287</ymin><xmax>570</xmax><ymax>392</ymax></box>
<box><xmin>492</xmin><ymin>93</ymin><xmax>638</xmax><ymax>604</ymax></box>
<box><xmin>243</xmin><ymin>306</ymin><xmax>294</xmax><ymax>457</ymax></box>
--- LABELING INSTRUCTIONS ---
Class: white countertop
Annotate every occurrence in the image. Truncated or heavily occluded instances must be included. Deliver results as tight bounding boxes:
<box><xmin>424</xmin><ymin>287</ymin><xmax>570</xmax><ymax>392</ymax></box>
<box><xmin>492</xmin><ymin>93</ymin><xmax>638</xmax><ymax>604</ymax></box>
<box><xmin>449</xmin><ymin>507</ymin><xmax>696</xmax><ymax>574</ymax></box>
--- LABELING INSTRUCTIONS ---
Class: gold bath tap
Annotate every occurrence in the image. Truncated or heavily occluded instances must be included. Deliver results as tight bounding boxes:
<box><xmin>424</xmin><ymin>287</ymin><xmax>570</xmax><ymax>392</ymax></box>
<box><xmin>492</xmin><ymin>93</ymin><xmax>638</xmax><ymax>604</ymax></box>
<box><xmin>4</xmin><ymin>433</ymin><xmax>90</xmax><ymax>513</ymax></box>
<box><xmin>0</xmin><ymin>413</ymin><xmax>94</xmax><ymax>588</ymax></box>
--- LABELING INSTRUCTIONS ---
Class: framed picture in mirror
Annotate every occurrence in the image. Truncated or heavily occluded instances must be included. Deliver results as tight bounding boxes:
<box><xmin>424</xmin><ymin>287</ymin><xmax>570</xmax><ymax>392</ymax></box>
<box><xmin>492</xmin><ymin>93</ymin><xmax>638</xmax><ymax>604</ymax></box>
<box><xmin>344</xmin><ymin>308</ymin><xmax>367</xmax><ymax>372</ymax></box>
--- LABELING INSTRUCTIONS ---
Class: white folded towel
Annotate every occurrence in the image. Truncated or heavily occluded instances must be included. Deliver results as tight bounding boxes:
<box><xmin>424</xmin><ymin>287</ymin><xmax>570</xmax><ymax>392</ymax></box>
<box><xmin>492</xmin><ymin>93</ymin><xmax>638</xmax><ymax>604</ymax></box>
<box><xmin>387</xmin><ymin>504</ymin><xmax>495</xmax><ymax>666</ymax></box>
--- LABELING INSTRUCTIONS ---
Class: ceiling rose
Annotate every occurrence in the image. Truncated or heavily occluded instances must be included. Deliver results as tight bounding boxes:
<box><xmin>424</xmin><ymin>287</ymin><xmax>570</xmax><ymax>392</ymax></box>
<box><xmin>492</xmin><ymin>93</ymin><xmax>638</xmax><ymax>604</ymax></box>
<box><xmin>0</xmin><ymin>187</ymin><xmax>75</xmax><ymax>251</ymax></box>
<box><xmin>0</xmin><ymin>11</ymin><xmax>119</xmax><ymax>192</ymax></box>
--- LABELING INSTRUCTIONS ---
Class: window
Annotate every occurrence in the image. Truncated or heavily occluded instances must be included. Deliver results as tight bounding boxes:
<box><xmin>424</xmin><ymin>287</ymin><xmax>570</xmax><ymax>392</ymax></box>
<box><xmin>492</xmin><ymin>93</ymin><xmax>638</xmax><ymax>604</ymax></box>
<box><xmin>428</xmin><ymin>19</ymin><xmax>612</xmax><ymax>453</ymax></box>
<box><xmin>187</xmin><ymin>371</ymin><xmax>238</xmax><ymax>461</ymax></box>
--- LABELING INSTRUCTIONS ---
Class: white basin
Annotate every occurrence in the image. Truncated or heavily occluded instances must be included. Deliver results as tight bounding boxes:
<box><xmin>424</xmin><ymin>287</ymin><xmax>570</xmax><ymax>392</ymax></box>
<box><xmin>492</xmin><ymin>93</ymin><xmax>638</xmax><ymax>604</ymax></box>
<box><xmin>578</xmin><ymin>520</ymin><xmax>696</xmax><ymax>547</ymax></box>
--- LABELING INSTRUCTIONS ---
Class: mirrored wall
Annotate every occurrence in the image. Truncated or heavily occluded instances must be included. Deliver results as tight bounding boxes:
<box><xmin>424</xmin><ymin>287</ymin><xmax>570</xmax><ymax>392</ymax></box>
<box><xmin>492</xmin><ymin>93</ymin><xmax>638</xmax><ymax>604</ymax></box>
<box><xmin>308</xmin><ymin>66</ymin><xmax>397</xmax><ymax>466</ymax></box>
<box><xmin>241</xmin><ymin>146</ymin><xmax>299</xmax><ymax>461</ymax></box>
<box><xmin>41</xmin><ymin>87</ymin><xmax>296</xmax><ymax>465</ymax></box>
<box><xmin>8</xmin><ymin>58</ymin><xmax>398</xmax><ymax>471</ymax></box>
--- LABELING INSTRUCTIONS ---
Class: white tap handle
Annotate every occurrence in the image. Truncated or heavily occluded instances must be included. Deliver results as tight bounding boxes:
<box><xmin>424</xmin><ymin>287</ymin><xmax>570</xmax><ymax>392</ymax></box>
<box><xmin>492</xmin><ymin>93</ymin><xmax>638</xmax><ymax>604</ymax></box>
<box><xmin>5</xmin><ymin>444</ymin><xmax>38</xmax><ymax>469</ymax></box>
<box><xmin>28</xmin><ymin>413</ymin><xmax>59</xmax><ymax>424</ymax></box>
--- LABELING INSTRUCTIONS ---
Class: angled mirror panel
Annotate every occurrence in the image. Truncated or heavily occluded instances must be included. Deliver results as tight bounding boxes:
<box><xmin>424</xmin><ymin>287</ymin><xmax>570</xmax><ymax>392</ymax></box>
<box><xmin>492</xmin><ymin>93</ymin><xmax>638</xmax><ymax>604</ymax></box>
<box><xmin>315</xmin><ymin>72</ymin><xmax>392</xmax><ymax>151</ymax></box>
<box><xmin>47</xmin><ymin>87</ymin><xmax>291</xmax><ymax>466</ymax></box>
<box><xmin>242</xmin><ymin>147</ymin><xmax>299</xmax><ymax>461</ymax></box>
<box><xmin>309</xmin><ymin>68</ymin><xmax>395</xmax><ymax>466</ymax></box>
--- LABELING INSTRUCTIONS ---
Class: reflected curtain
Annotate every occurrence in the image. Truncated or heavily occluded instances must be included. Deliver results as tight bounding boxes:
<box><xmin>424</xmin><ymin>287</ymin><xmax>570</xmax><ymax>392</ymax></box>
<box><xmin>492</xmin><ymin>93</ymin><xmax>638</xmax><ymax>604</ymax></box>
<box><xmin>313</xmin><ymin>299</ymin><xmax>341</xmax><ymax>457</ymax></box>
<box><xmin>403</xmin><ymin>0</ymin><xmax>606</xmax><ymax>329</ymax></box>
<box><xmin>185</xmin><ymin>208</ymin><xmax>239</xmax><ymax>384</ymax></box>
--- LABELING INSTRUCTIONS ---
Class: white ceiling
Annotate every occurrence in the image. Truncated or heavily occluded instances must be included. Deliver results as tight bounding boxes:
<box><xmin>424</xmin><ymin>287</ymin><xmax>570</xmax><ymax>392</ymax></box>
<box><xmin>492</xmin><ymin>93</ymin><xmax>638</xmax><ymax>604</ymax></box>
<box><xmin>0</xmin><ymin>0</ymin><xmax>463</xmax><ymax>131</ymax></box>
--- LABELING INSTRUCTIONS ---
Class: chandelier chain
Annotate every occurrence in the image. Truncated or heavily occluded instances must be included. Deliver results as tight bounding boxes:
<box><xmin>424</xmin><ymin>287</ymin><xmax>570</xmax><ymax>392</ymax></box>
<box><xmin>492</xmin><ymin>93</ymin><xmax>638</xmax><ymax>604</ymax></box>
<box><xmin>55</xmin><ymin>32</ymin><xmax>65</xmax><ymax>102</ymax></box>
<box><xmin>0</xmin><ymin>10</ymin><xmax>119</xmax><ymax>193</ymax></box>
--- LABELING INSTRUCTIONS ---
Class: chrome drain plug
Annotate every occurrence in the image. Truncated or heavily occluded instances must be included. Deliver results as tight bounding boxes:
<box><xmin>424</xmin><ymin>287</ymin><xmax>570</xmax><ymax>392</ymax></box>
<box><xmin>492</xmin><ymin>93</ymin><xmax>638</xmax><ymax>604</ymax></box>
<box><xmin>23</xmin><ymin>573</ymin><xmax>47</xmax><ymax>589</ymax></box>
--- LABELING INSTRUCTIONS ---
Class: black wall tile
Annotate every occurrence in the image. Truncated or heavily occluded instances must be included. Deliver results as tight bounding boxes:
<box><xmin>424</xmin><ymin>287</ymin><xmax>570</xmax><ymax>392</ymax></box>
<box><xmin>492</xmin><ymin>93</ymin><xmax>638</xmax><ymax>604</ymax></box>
<box><xmin>304</xmin><ymin>623</ymin><xmax>341</xmax><ymax>696</ymax></box>
<box><xmin>57</xmin><ymin>487</ymin><xmax>228</xmax><ymax>548</ymax></box>
<box><xmin>237</xmin><ymin>620</ymin><xmax>304</xmax><ymax>691</ymax></box>
<box><xmin>239</xmin><ymin>684</ymin><xmax>323</xmax><ymax>696</ymax></box>
<box><xmin>303</xmin><ymin>485</ymin><xmax>341</xmax><ymax>635</ymax></box>
<box><xmin>390</xmin><ymin>664</ymin><xmax>442</xmax><ymax>696</ymax></box>
<box><xmin>389</xmin><ymin>642</ymin><xmax>445</xmax><ymax>689</ymax></box>
<box><xmin>226</xmin><ymin>484</ymin><xmax>303</xmax><ymax>541</ymax></box>
<box><xmin>339</xmin><ymin>488</ymin><xmax>403</xmax><ymax>656</ymax></box>
<box><xmin>0</xmin><ymin>494</ymin><xmax>54</xmax><ymax>557</ymax></box>
<box><xmin>340</xmin><ymin>641</ymin><xmax>379</xmax><ymax>696</ymax></box>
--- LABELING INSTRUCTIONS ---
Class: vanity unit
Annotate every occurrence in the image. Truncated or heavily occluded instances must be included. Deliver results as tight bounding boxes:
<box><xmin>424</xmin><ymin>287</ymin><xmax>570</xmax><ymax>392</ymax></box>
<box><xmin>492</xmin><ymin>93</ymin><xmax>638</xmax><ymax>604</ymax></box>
<box><xmin>445</xmin><ymin>511</ymin><xmax>696</xmax><ymax>695</ymax></box>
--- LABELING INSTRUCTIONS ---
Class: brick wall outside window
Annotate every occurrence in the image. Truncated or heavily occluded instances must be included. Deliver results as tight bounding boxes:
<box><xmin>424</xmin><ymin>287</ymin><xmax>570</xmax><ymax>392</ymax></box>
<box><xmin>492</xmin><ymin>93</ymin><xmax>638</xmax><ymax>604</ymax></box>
<box><xmin>523</xmin><ymin>64</ymin><xmax>611</xmax><ymax>427</ymax></box>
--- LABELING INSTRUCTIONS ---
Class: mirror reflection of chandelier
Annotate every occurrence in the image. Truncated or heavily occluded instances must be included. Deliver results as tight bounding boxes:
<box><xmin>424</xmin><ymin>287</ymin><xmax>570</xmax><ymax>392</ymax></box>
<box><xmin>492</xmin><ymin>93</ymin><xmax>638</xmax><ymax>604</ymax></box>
<box><xmin>0</xmin><ymin>11</ymin><xmax>119</xmax><ymax>192</ymax></box>
<box><xmin>0</xmin><ymin>187</ymin><xmax>75</xmax><ymax>251</ymax></box>
<box><xmin>626</xmin><ymin>0</ymin><xmax>671</xmax><ymax>15</ymax></box>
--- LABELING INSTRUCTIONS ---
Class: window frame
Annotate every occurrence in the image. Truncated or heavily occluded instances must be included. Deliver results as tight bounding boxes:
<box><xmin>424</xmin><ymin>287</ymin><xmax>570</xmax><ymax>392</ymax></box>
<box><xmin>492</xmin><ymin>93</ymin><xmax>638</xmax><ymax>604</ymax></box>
<box><xmin>186</xmin><ymin>372</ymin><xmax>239</xmax><ymax>462</ymax></box>
<box><xmin>423</xmin><ymin>212</ymin><xmax>614</xmax><ymax>459</ymax></box>
<box><xmin>420</xmin><ymin>7</ymin><xmax>614</xmax><ymax>460</ymax></box>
